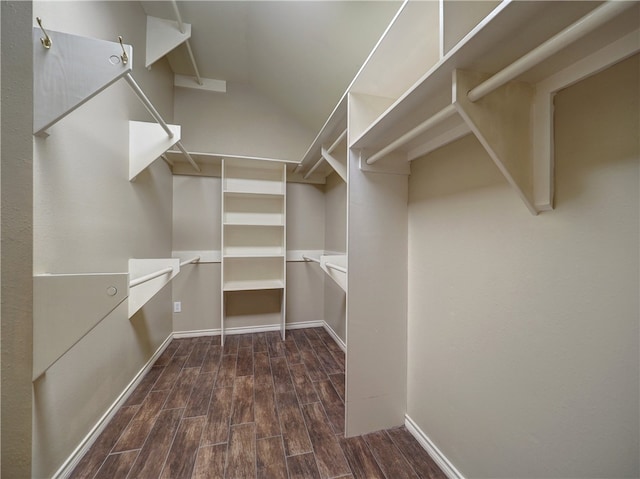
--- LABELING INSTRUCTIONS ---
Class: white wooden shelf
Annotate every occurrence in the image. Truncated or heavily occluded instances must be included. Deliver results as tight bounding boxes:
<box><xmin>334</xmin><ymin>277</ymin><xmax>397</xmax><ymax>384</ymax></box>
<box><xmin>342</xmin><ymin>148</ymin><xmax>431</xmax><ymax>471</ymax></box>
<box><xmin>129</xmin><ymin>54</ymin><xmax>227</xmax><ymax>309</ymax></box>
<box><xmin>223</xmin><ymin>253</ymin><xmax>285</xmax><ymax>259</ymax></box>
<box><xmin>223</xmin><ymin>280</ymin><xmax>285</xmax><ymax>292</ymax></box>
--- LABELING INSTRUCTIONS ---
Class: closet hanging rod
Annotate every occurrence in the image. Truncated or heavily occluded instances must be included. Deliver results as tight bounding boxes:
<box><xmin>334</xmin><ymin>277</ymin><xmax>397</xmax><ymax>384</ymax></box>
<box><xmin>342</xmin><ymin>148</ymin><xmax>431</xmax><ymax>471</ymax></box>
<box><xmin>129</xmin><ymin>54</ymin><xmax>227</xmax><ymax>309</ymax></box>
<box><xmin>129</xmin><ymin>266</ymin><xmax>173</xmax><ymax>288</ymax></box>
<box><xmin>366</xmin><ymin>104</ymin><xmax>457</xmax><ymax>165</ymax></box>
<box><xmin>328</xmin><ymin>128</ymin><xmax>347</xmax><ymax>154</ymax></box>
<box><xmin>124</xmin><ymin>73</ymin><xmax>201</xmax><ymax>172</ymax></box>
<box><xmin>467</xmin><ymin>0</ymin><xmax>634</xmax><ymax>102</ymax></box>
<box><xmin>303</xmin><ymin>157</ymin><xmax>324</xmax><ymax>180</ymax></box>
<box><xmin>179</xmin><ymin>256</ymin><xmax>201</xmax><ymax>267</ymax></box>
<box><xmin>171</xmin><ymin>0</ymin><xmax>203</xmax><ymax>86</ymax></box>
<box><xmin>325</xmin><ymin>262</ymin><xmax>347</xmax><ymax>274</ymax></box>
<box><xmin>302</xmin><ymin>255</ymin><xmax>321</xmax><ymax>264</ymax></box>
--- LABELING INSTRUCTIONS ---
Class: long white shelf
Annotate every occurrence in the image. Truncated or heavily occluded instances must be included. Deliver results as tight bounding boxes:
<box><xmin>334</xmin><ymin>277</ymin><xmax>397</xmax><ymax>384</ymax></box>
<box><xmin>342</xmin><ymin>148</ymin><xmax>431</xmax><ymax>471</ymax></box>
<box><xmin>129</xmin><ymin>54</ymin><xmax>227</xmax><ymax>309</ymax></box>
<box><xmin>223</xmin><ymin>280</ymin><xmax>285</xmax><ymax>292</ymax></box>
<box><xmin>223</xmin><ymin>253</ymin><xmax>285</xmax><ymax>259</ymax></box>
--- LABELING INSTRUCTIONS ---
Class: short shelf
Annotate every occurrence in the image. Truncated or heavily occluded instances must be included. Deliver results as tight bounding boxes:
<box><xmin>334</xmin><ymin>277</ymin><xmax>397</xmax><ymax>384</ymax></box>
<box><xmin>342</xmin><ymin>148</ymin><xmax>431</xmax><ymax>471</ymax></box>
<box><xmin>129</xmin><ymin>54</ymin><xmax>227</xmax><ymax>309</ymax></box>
<box><xmin>223</xmin><ymin>279</ymin><xmax>285</xmax><ymax>292</ymax></box>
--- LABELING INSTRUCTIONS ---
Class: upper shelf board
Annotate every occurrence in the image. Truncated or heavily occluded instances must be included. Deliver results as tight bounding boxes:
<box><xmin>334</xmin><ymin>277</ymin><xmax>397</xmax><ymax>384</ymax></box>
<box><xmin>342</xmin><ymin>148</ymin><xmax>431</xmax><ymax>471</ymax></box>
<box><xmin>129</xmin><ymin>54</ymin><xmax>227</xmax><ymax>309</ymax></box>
<box><xmin>33</xmin><ymin>27</ymin><xmax>133</xmax><ymax>136</ymax></box>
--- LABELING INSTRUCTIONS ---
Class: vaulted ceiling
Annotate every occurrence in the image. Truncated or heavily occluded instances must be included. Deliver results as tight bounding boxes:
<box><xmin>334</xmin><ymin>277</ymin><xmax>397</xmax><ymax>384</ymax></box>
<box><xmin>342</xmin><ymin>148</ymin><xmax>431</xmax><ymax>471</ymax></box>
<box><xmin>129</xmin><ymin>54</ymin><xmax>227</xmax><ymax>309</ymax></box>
<box><xmin>140</xmin><ymin>1</ymin><xmax>401</xmax><ymax>132</ymax></box>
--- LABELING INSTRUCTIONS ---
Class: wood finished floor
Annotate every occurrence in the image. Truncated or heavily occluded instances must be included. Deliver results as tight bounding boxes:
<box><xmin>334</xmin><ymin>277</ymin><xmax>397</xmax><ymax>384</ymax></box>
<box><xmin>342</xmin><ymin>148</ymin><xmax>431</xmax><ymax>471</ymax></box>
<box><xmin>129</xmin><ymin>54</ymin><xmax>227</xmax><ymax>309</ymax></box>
<box><xmin>69</xmin><ymin>328</ymin><xmax>446</xmax><ymax>479</ymax></box>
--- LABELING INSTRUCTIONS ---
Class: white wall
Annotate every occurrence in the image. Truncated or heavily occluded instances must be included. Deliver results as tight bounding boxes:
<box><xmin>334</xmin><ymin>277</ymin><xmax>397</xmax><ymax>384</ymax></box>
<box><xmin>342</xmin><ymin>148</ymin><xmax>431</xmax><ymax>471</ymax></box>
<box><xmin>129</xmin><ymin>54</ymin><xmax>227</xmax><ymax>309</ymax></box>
<box><xmin>1</xmin><ymin>2</ymin><xmax>34</xmax><ymax>477</ymax></box>
<box><xmin>31</xmin><ymin>2</ymin><xmax>176</xmax><ymax>477</ymax></box>
<box><xmin>174</xmin><ymin>83</ymin><xmax>314</xmax><ymax>162</ymax></box>
<box><xmin>407</xmin><ymin>56</ymin><xmax>639</xmax><ymax>478</ymax></box>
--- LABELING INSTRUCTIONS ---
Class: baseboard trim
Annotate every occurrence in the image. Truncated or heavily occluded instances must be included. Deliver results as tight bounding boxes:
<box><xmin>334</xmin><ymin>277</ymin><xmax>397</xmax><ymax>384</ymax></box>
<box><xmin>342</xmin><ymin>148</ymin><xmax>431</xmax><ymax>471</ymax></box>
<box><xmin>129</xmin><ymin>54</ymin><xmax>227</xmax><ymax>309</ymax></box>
<box><xmin>54</xmin><ymin>333</ymin><xmax>174</xmax><ymax>479</ymax></box>
<box><xmin>404</xmin><ymin>415</ymin><xmax>465</xmax><ymax>479</ymax></box>
<box><xmin>172</xmin><ymin>320</ymin><xmax>326</xmax><ymax>339</ymax></box>
<box><xmin>323</xmin><ymin>322</ymin><xmax>347</xmax><ymax>352</ymax></box>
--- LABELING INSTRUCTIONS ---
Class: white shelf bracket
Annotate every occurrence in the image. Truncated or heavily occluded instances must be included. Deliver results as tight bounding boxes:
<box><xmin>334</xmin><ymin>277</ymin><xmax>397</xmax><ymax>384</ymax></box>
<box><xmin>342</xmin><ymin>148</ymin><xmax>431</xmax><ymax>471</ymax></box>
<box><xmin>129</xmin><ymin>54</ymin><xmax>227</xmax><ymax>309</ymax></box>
<box><xmin>321</xmin><ymin>147</ymin><xmax>347</xmax><ymax>182</ymax></box>
<box><xmin>33</xmin><ymin>27</ymin><xmax>133</xmax><ymax>136</ymax></box>
<box><xmin>145</xmin><ymin>15</ymin><xmax>191</xmax><ymax>68</ymax></box>
<box><xmin>453</xmin><ymin>69</ymin><xmax>539</xmax><ymax>215</ymax></box>
<box><xmin>129</xmin><ymin>121</ymin><xmax>181</xmax><ymax>181</ymax></box>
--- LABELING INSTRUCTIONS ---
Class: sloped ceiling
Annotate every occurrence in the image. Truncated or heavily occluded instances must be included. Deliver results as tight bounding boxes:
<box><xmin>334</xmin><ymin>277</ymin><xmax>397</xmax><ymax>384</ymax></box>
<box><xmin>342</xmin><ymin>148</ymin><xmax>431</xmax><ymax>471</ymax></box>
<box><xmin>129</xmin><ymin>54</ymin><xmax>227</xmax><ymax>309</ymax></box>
<box><xmin>140</xmin><ymin>1</ymin><xmax>401</xmax><ymax>132</ymax></box>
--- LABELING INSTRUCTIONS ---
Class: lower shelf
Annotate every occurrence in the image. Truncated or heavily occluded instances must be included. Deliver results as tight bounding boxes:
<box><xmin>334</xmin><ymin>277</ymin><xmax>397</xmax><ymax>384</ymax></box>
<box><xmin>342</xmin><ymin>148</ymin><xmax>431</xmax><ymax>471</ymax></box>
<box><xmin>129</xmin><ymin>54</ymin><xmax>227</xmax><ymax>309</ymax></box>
<box><xmin>223</xmin><ymin>279</ymin><xmax>285</xmax><ymax>292</ymax></box>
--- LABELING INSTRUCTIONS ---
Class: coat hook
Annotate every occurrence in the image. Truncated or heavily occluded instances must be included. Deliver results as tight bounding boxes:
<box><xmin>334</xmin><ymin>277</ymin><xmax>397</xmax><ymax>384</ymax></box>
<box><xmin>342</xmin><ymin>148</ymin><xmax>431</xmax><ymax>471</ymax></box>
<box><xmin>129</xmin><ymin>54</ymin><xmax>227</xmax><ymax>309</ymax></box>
<box><xmin>118</xmin><ymin>36</ymin><xmax>128</xmax><ymax>65</ymax></box>
<box><xmin>36</xmin><ymin>17</ymin><xmax>52</xmax><ymax>49</ymax></box>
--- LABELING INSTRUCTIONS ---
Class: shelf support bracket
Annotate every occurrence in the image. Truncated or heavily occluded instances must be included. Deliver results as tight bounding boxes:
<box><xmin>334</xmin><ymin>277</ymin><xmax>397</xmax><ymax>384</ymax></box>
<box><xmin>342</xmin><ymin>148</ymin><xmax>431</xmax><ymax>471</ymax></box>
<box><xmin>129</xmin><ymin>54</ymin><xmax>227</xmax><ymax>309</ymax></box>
<box><xmin>321</xmin><ymin>147</ymin><xmax>347</xmax><ymax>182</ymax></box>
<box><xmin>453</xmin><ymin>69</ymin><xmax>539</xmax><ymax>215</ymax></box>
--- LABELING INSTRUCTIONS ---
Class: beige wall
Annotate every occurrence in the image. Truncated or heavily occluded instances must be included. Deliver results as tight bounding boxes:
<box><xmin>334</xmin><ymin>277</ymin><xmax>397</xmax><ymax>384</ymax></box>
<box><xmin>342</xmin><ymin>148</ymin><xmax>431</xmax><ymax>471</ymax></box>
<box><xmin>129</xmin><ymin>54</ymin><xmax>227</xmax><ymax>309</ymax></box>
<box><xmin>407</xmin><ymin>56</ymin><xmax>639</xmax><ymax>478</ymax></box>
<box><xmin>31</xmin><ymin>2</ymin><xmax>175</xmax><ymax>477</ymax></box>
<box><xmin>174</xmin><ymin>83</ymin><xmax>314</xmax><ymax>162</ymax></box>
<box><xmin>1</xmin><ymin>2</ymin><xmax>33</xmax><ymax>477</ymax></box>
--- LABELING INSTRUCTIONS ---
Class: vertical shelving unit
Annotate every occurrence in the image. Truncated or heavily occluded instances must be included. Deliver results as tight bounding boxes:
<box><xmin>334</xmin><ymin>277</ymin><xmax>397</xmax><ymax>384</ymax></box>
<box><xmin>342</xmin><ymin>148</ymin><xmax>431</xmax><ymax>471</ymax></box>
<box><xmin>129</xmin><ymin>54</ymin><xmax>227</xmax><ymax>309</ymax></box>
<box><xmin>221</xmin><ymin>158</ymin><xmax>287</xmax><ymax>344</ymax></box>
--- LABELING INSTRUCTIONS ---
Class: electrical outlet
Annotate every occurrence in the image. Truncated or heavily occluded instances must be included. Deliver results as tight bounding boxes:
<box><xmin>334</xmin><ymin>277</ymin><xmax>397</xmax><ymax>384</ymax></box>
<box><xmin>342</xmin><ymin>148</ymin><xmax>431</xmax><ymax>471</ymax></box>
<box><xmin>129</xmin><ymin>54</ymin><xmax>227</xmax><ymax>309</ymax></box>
<box><xmin>173</xmin><ymin>301</ymin><xmax>182</xmax><ymax>313</ymax></box>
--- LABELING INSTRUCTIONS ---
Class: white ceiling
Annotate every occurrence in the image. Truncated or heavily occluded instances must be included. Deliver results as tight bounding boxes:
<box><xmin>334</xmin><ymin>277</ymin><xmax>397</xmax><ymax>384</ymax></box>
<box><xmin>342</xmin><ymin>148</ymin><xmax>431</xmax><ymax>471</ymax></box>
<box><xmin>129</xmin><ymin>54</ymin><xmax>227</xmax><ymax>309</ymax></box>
<box><xmin>140</xmin><ymin>1</ymin><xmax>401</xmax><ymax>132</ymax></box>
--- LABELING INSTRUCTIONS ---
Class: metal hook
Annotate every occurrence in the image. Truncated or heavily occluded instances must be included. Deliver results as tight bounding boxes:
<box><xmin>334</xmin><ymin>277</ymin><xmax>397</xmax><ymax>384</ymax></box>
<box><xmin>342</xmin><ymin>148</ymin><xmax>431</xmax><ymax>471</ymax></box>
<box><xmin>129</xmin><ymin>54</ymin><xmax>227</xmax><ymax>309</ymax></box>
<box><xmin>36</xmin><ymin>17</ymin><xmax>52</xmax><ymax>49</ymax></box>
<box><xmin>118</xmin><ymin>36</ymin><xmax>128</xmax><ymax>65</ymax></box>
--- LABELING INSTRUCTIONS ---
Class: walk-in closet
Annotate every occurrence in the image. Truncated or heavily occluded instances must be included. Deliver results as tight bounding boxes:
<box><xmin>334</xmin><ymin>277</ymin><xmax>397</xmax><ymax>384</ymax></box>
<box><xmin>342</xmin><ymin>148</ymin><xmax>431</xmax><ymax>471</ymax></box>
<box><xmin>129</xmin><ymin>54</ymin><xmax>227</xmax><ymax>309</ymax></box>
<box><xmin>1</xmin><ymin>1</ymin><xmax>638</xmax><ymax>478</ymax></box>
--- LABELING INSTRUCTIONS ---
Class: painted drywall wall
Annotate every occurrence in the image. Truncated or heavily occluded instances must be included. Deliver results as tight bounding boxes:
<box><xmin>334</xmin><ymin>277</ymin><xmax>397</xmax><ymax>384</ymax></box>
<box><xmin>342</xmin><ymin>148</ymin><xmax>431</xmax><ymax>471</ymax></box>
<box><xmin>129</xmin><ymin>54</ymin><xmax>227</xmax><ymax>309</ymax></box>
<box><xmin>407</xmin><ymin>56</ymin><xmax>639</xmax><ymax>478</ymax></box>
<box><xmin>31</xmin><ymin>2</ymin><xmax>176</xmax><ymax>476</ymax></box>
<box><xmin>174</xmin><ymin>83</ymin><xmax>315</xmax><ymax>162</ymax></box>
<box><xmin>324</xmin><ymin>172</ymin><xmax>347</xmax><ymax>341</ymax></box>
<box><xmin>171</xmin><ymin>176</ymin><xmax>327</xmax><ymax>332</ymax></box>
<box><xmin>1</xmin><ymin>2</ymin><xmax>33</xmax><ymax>477</ymax></box>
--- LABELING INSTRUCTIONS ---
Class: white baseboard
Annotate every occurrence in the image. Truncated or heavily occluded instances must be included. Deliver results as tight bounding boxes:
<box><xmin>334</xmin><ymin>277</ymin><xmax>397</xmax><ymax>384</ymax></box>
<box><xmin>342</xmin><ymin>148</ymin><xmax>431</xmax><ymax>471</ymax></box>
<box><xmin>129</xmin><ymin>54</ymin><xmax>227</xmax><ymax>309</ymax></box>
<box><xmin>323</xmin><ymin>322</ymin><xmax>347</xmax><ymax>352</ymax></box>
<box><xmin>173</xmin><ymin>320</ymin><xmax>326</xmax><ymax>339</ymax></box>
<box><xmin>404</xmin><ymin>414</ymin><xmax>465</xmax><ymax>479</ymax></box>
<box><xmin>54</xmin><ymin>333</ymin><xmax>174</xmax><ymax>479</ymax></box>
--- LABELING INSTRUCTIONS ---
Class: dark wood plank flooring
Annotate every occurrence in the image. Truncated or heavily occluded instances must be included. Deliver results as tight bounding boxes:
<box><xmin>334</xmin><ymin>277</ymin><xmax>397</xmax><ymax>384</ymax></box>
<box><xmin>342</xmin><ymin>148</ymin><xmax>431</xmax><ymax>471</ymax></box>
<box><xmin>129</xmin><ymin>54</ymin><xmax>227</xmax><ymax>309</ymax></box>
<box><xmin>70</xmin><ymin>327</ymin><xmax>446</xmax><ymax>479</ymax></box>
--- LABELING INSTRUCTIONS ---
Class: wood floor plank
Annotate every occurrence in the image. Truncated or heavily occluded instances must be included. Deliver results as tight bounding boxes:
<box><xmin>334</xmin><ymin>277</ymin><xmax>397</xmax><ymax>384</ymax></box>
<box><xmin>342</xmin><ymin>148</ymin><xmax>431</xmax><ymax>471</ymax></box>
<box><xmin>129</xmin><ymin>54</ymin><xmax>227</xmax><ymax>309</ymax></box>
<box><xmin>364</xmin><ymin>430</ymin><xmax>419</xmax><ymax>479</ymax></box>
<box><xmin>68</xmin><ymin>405</ymin><xmax>139</xmax><ymax>479</ymax></box>
<box><xmin>153</xmin><ymin>354</ymin><xmax>189</xmax><ymax>391</ymax></box>
<box><xmin>192</xmin><ymin>444</ymin><xmax>226</xmax><ymax>479</ymax></box>
<box><xmin>313</xmin><ymin>343</ymin><xmax>343</xmax><ymax>375</ymax></box>
<box><xmin>160</xmin><ymin>417</ymin><xmax>205</xmax><ymax>479</ymax></box>
<box><xmin>329</xmin><ymin>373</ymin><xmax>346</xmax><ymax>402</ymax></box>
<box><xmin>236</xmin><ymin>346</ymin><xmax>254</xmax><ymax>377</ymax></box>
<box><xmin>113</xmin><ymin>390</ymin><xmax>169</xmax><ymax>452</ymax></box>
<box><xmin>270</xmin><ymin>356</ymin><xmax>293</xmax><ymax>394</ymax></box>
<box><xmin>185</xmin><ymin>342</ymin><xmax>210</xmax><ymax>369</ymax></box>
<box><xmin>330</xmin><ymin>348</ymin><xmax>346</xmax><ymax>372</ymax></box>
<box><xmin>163</xmin><ymin>367</ymin><xmax>200</xmax><ymax>410</ymax></box>
<box><xmin>174</xmin><ymin>338</ymin><xmax>196</xmax><ymax>358</ymax></box>
<box><xmin>316</xmin><ymin>328</ymin><xmax>343</xmax><ymax>353</ymax></box>
<box><xmin>225</xmin><ymin>423</ymin><xmax>257</xmax><ymax>479</ymax></box>
<box><xmin>275</xmin><ymin>389</ymin><xmax>312</xmax><ymax>456</ymax></box>
<box><xmin>289</xmin><ymin>363</ymin><xmax>319</xmax><ymax>405</ymax></box>
<box><xmin>254</xmin><ymin>351</ymin><xmax>273</xmax><ymax>386</ymax></box>
<box><xmin>201</xmin><ymin>387</ymin><xmax>233</xmax><ymax>446</ymax></box>
<box><xmin>252</xmin><ymin>332</ymin><xmax>269</xmax><ymax>353</ymax></box>
<box><xmin>301</xmin><ymin>402</ymin><xmax>351</xmax><ymax>479</ymax></box>
<box><xmin>184</xmin><ymin>371</ymin><xmax>217</xmax><ymax>418</ymax></box>
<box><xmin>93</xmin><ymin>450</ymin><xmax>138</xmax><ymax>479</ymax></box>
<box><xmin>215</xmin><ymin>353</ymin><xmax>237</xmax><ymax>388</ymax></box>
<box><xmin>126</xmin><ymin>407</ymin><xmax>183</xmax><ymax>478</ymax></box>
<box><xmin>290</xmin><ymin>329</ymin><xmax>312</xmax><ymax>350</ymax></box>
<box><xmin>154</xmin><ymin>341</ymin><xmax>181</xmax><ymax>367</ymax></box>
<box><xmin>223</xmin><ymin>335</ymin><xmax>240</xmax><ymax>355</ymax></box>
<box><xmin>230</xmin><ymin>375</ymin><xmax>255</xmax><ymax>425</ymax></box>
<box><xmin>314</xmin><ymin>379</ymin><xmax>345</xmax><ymax>434</ymax></box>
<box><xmin>286</xmin><ymin>452</ymin><xmax>321</xmax><ymax>479</ymax></box>
<box><xmin>201</xmin><ymin>344</ymin><xmax>222</xmax><ymax>374</ymax></box>
<box><xmin>267</xmin><ymin>333</ymin><xmax>286</xmax><ymax>358</ymax></box>
<box><xmin>123</xmin><ymin>365</ymin><xmax>163</xmax><ymax>407</ymax></box>
<box><xmin>284</xmin><ymin>337</ymin><xmax>302</xmax><ymax>364</ymax></box>
<box><xmin>238</xmin><ymin>334</ymin><xmax>253</xmax><ymax>349</ymax></box>
<box><xmin>299</xmin><ymin>349</ymin><xmax>328</xmax><ymax>382</ymax></box>
<box><xmin>256</xmin><ymin>436</ymin><xmax>288</xmax><ymax>479</ymax></box>
<box><xmin>254</xmin><ymin>381</ymin><xmax>281</xmax><ymax>439</ymax></box>
<box><xmin>339</xmin><ymin>436</ymin><xmax>386</xmax><ymax>479</ymax></box>
<box><xmin>386</xmin><ymin>427</ymin><xmax>447</xmax><ymax>479</ymax></box>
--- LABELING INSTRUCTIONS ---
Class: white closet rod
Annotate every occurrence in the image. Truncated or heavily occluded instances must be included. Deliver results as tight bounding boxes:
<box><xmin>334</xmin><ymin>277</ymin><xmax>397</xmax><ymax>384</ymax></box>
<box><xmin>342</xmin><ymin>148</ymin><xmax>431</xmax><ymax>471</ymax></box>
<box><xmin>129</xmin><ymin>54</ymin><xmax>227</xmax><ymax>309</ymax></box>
<box><xmin>179</xmin><ymin>255</ymin><xmax>201</xmax><ymax>267</ymax></box>
<box><xmin>129</xmin><ymin>266</ymin><xmax>173</xmax><ymax>287</ymax></box>
<box><xmin>124</xmin><ymin>73</ymin><xmax>201</xmax><ymax>172</ymax></box>
<box><xmin>366</xmin><ymin>104</ymin><xmax>456</xmax><ymax>165</ymax></box>
<box><xmin>468</xmin><ymin>0</ymin><xmax>633</xmax><ymax>102</ymax></box>
<box><xmin>326</xmin><ymin>262</ymin><xmax>347</xmax><ymax>274</ymax></box>
<box><xmin>303</xmin><ymin>128</ymin><xmax>347</xmax><ymax>179</ymax></box>
<box><xmin>171</xmin><ymin>0</ymin><xmax>203</xmax><ymax>86</ymax></box>
<box><xmin>302</xmin><ymin>255</ymin><xmax>321</xmax><ymax>264</ymax></box>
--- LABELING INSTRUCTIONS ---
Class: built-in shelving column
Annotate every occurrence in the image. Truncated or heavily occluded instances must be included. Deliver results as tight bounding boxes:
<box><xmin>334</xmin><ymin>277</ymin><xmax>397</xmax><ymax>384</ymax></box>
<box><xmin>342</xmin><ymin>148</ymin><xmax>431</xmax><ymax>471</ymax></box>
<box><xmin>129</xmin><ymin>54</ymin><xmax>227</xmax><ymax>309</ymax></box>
<box><xmin>221</xmin><ymin>158</ymin><xmax>287</xmax><ymax>344</ymax></box>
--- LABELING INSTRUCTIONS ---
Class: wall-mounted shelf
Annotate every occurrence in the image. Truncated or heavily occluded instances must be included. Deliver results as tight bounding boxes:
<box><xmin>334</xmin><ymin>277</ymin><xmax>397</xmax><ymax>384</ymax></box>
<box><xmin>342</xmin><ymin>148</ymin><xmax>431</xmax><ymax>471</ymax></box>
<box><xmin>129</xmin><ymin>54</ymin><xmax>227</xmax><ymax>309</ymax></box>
<box><xmin>303</xmin><ymin>253</ymin><xmax>347</xmax><ymax>293</ymax></box>
<box><xmin>33</xmin><ymin>25</ymin><xmax>133</xmax><ymax>136</ymax></box>
<box><xmin>128</xmin><ymin>258</ymin><xmax>180</xmax><ymax>318</ymax></box>
<box><xmin>348</xmin><ymin>0</ymin><xmax>639</xmax><ymax>214</ymax></box>
<box><xmin>129</xmin><ymin>121</ymin><xmax>181</xmax><ymax>180</ymax></box>
<box><xmin>145</xmin><ymin>15</ymin><xmax>191</xmax><ymax>68</ymax></box>
<box><xmin>32</xmin><ymin>272</ymin><xmax>129</xmax><ymax>380</ymax></box>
